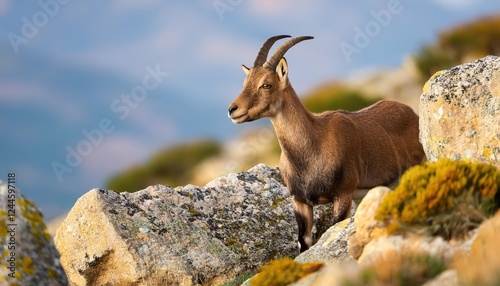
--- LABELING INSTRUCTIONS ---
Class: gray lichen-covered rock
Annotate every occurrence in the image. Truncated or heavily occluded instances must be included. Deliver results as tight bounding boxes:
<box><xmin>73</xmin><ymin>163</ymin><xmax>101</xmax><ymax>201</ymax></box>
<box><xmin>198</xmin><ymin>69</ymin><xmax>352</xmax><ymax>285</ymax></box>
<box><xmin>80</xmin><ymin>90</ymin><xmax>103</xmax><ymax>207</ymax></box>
<box><xmin>55</xmin><ymin>164</ymin><xmax>338</xmax><ymax>286</ymax></box>
<box><xmin>420</xmin><ymin>55</ymin><xmax>500</xmax><ymax>167</ymax></box>
<box><xmin>295</xmin><ymin>211</ymin><xmax>356</xmax><ymax>264</ymax></box>
<box><xmin>0</xmin><ymin>180</ymin><xmax>68</xmax><ymax>286</ymax></box>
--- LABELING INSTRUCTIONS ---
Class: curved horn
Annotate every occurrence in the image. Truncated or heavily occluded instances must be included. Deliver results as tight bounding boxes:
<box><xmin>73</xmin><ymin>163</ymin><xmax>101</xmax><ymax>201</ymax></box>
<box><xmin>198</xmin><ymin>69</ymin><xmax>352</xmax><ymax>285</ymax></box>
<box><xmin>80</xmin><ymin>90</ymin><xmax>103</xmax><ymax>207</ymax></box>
<box><xmin>263</xmin><ymin>36</ymin><xmax>314</xmax><ymax>70</ymax></box>
<box><xmin>253</xmin><ymin>35</ymin><xmax>291</xmax><ymax>68</ymax></box>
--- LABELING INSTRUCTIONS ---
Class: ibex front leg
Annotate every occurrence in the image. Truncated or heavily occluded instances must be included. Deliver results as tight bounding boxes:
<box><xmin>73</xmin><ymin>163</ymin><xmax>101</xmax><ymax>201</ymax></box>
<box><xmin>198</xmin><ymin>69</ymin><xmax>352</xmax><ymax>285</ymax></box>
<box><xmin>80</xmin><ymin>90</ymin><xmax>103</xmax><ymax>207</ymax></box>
<box><xmin>333</xmin><ymin>191</ymin><xmax>353</xmax><ymax>223</ymax></box>
<box><xmin>292</xmin><ymin>196</ymin><xmax>313</xmax><ymax>253</ymax></box>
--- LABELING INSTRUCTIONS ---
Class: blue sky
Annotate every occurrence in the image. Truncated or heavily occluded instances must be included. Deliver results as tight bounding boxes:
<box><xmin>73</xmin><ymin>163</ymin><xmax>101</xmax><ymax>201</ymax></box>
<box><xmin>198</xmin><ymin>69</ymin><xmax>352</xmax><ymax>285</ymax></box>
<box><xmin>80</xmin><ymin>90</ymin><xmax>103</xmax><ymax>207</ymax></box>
<box><xmin>1</xmin><ymin>0</ymin><xmax>499</xmax><ymax>220</ymax></box>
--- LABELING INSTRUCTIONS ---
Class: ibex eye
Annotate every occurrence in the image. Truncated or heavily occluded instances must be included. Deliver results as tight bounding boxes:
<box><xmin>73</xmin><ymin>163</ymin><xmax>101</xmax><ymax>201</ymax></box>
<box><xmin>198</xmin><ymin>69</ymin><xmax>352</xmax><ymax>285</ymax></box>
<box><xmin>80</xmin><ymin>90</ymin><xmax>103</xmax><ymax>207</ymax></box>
<box><xmin>261</xmin><ymin>84</ymin><xmax>271</xmax><ymax>89</ymax></box>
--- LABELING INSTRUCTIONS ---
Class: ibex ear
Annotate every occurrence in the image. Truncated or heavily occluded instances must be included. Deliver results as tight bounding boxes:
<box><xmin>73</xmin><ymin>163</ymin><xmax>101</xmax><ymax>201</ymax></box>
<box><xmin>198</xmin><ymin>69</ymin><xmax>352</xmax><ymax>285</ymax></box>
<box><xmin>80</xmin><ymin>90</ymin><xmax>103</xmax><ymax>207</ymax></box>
<box><xmin>241</xmin><ymin>64</ymin><xmax>250</xmax><ymax>75</ymax></box>
<box><xmin>276</xmin><ymin>57</ymin><xmax>288</xmax><ymax>83</ymax></box>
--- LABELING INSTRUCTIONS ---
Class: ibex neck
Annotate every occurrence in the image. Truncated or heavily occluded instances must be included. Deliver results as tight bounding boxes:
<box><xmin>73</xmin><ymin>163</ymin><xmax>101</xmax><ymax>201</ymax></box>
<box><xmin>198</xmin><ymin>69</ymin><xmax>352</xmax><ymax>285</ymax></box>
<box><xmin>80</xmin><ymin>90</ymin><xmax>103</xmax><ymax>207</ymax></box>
<box><xmin>270</xmin><ymin>86</ymin><xmax>317</xmax><ymax>154</ymax></box>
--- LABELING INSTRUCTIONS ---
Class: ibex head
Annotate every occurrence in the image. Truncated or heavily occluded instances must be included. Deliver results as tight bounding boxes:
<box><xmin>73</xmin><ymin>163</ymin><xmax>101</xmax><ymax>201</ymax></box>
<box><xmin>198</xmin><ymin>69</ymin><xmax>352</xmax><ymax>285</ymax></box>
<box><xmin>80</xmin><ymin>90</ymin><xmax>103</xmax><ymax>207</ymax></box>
<box><xmin>228</xmin><ymin>35</ymin><xmax>314</xmax><ymax>124</ymax></box>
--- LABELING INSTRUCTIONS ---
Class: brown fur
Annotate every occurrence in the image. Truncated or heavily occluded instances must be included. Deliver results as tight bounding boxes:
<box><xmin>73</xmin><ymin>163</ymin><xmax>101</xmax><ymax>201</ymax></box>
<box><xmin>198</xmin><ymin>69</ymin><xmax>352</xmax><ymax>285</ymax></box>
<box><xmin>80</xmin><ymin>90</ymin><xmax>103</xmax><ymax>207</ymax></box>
<box><xmin>228</xmin><ymin>44</ymin><xmax>425</xmax><ymax>252</ymax></box>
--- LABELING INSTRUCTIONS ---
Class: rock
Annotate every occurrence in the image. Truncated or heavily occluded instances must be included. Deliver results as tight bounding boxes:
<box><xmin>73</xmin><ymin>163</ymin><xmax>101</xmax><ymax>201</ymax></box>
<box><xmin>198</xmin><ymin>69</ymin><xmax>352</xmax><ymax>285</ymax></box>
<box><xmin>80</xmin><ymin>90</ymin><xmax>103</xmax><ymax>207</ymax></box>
<box><xmin>46</xmin><ymin>212</ymin><xmax>67</xmax><ymax>239</ymax></box>
<box><xmin>303</xmin><ymin>262</ymin><xmax>459</xmax><ymax>286</ymax></box>
<box><xmin>420</xmin><ymin>55</ymin><xmax>500</xmax><ymax>167</ymax></box>
<box><xmin>423</xmin><ymin>269</ymin><xmax>458</xmax><ymax>286</ymax></box>
<box><xmin>281</xmin><ymin>234</ymin><xmax>458</xmax><ymax>286</ymax></box>
<box><xmin>291</xmin><ymin>262</ymin><xmax>360</xmax><ymax>286</ymax></box>
<box><xmin>55</xmin><ymin>164</ymin><xmax>339</xmax><ymax>286</ymax></box>
<box><xmin>455</xmin><ymin>210</ymin><xmax>500</xmax><ymax>285</ymax></box>
<box><xmin>0</xmin><ymin>180</ymin><xmax>68</xmax><ymax>285</ymax></box>
<box><xmin>348</xmin><ymin>186</ymin><xmax>391</xmax><ymax>259</ymax></box>
<box><xmin>295</xmin><ymin>207</ymin><xmax>356</xmax><ymax>264</ymax></box>
<box><xmin>358</xmin><ymin>235</ymin><xmax>455</xmax><ymax>267</ymax></box>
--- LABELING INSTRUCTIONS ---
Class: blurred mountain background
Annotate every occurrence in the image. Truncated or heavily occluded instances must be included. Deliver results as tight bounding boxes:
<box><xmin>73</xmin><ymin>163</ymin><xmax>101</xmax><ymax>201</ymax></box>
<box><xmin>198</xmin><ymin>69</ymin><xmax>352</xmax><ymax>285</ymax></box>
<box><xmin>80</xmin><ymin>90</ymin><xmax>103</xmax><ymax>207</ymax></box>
<box><xmin>1</xmin><ymin>2</ymin><xmax>500</xmax><ymax>223</ymax></box>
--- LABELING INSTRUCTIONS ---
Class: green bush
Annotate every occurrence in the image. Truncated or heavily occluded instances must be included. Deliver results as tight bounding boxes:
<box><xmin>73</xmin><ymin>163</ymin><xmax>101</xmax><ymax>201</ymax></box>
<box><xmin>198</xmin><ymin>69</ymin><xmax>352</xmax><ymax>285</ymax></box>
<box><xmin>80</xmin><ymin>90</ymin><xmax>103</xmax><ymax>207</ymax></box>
<box><xmin>106</xmin><ymin>166</ymin><xmax>149</xmax><ymax>194</ymax></box>
<box><xmin>414</xmin><ymin>47</ymin><xmax>457</xmax><ymax>82</ymax></box>
<box><xmin>414</xmin><ymin>15</ymin><xmax>500</xmax><ymax>80</ymax></box>
<box><xmin>376</xmin><ymin>159</ymin><xmax>500</xmax><ymax>239</ymax></box>
<box><xmin>220</xmin><ymin>273</ymin><xmax>254</xmax><ymax>286</ymax></box>
<box><xmin>106</xmin><ymin>140</ymin><xmax>221</xmax><ymax>192</ymax></box>
<box><xmin>302</xmin><ymin>83</ymin><xmax>381</xmax><ymax>113</ymax></box>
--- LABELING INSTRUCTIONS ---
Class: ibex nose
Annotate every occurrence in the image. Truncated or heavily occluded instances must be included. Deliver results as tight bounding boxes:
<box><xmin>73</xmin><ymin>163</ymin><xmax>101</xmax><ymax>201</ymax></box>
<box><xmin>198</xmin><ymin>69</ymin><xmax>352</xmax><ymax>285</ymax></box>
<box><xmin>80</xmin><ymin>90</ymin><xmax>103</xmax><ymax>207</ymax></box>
<box><xmin>228</xmin><ymin>105</ymin><xmax>238</xmax><ymax>118</ymax></box>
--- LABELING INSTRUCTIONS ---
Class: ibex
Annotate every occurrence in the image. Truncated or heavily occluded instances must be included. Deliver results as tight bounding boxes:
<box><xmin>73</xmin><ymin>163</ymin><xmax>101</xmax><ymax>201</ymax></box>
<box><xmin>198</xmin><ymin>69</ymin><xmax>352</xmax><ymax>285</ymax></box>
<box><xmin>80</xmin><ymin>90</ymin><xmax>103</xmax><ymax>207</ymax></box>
<box><xmin>228</xmin><ymin>35</ymin><xmax>425</xmax><ymax>252</ymax></box>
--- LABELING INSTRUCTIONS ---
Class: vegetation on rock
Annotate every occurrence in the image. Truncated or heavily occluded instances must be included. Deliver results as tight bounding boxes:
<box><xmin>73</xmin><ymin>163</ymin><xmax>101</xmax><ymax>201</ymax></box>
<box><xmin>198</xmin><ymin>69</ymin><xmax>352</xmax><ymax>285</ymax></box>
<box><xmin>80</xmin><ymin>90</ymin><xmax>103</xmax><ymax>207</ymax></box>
<box><xmin>250</xmin><ymin>257</ymin><xmax>323</xmax><ymax>286</ymax></box>
<box><xmin>0</xmin><ymin>183</ymin><xmax>68</xmax><ymax>285</ymax></box>
<box><xmin>376</xmin><ymin>159</ymin><xmax>500</xmax><ymax>239</ymax></box>
<box><xmin>220</xmin><ymin>273</ymin><xmax>254</xmax><ymax>286</ymax></box>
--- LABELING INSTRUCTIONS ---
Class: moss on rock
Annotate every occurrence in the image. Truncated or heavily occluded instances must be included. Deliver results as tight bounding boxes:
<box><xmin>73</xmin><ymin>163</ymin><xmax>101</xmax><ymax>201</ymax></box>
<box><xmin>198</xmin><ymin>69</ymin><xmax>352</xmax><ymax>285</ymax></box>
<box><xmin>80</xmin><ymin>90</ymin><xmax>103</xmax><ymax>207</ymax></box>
<box><xmin>0</xmin><ymin>181</ymin><xmax>68</xmax><ymax>285</ymax></box>
<box><xmin>250</xmin><ymin>257</ymin><xmax>323</xmax><ymax>286</ymax></box>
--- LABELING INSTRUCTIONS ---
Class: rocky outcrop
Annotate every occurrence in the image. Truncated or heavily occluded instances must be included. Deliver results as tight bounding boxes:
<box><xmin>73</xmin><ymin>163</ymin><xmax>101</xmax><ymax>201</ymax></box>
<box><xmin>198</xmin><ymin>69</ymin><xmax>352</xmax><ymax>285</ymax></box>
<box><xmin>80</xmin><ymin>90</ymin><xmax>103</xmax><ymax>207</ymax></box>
<box><xmin>0</xmin><ymin>181</ymin><xmax>68</xmax><ymax>286</ymax></box>
<box><xmin>455</xmin><ymin>210</ymin><xmax>500</xmax><ymax>285</ymax></box>
<box><xmin>55</xmin><ymin>164</ymin><xmax>341</xmax><ymax>286</ymax></box>
<box><xmin>53</xmin><ymin>55</ymin><xmax>500</xmax><ymax>285</ymax></box>
<box><xmin>357</xmin><ymin>235</ymin><xmax>455</xmax><ymax>267</ymax></box>
<box><xmin>347</xmin><ymin>186</ymin><xmax>390</xmax><ymax>259</ymax></box>
<box><xmin>420</xmin><ymin>55</ymin><xmax>500</xmax><ymax>167</ymax></box>
<box><xmin>295</xmin><ymin>210</ymin><xmax>356</xmax><ymax>264</ymax></box>
<box><xmin>283</xmin><ymin>187</ymin><xmax>480</xmax><ymax>286</ymax></box>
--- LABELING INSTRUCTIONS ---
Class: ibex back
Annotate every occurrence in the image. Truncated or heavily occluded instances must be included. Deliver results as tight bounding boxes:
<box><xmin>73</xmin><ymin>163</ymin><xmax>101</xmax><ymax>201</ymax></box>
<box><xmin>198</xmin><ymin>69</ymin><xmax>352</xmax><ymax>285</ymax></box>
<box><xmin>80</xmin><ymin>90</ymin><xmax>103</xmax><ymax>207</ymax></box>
<box><xmin>228</xmin><ymin>35</ymin><xmax>425</xmax><ymax>252</ymax></box>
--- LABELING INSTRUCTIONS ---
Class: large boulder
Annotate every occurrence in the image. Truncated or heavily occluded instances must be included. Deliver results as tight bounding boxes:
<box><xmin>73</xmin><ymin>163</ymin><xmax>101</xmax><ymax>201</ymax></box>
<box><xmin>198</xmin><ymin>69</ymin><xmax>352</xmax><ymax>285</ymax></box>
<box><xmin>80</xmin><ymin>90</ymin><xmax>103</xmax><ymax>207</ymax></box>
<box><xmin>420</xmin><ymin>55</ymin><xmax>500</xmax><ymax>167</ymax></box>
<box><xmin>347</xmin><ymin>186</ymin><xmax>391</xmax><ymax>259</ymax></box>
<box><xmin>0</xmin><ymin>180</ymin><xmax>68</xmax><ymax>285</ymax></box>
<box><xmin>55</xmin><ymin>164</ymin><xmax>339</xmax><ymax>286</ymax></box>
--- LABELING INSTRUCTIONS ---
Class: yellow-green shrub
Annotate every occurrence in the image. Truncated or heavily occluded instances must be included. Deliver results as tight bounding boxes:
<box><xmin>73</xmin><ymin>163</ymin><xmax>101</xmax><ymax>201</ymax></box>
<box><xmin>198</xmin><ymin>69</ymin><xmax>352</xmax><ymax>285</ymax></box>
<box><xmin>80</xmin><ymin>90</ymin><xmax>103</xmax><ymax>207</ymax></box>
<box><xmin>250</xmin><ymin>258</ymin><xmax>323</xmax><ymax>286</ymax></box>
<box><xmin>376</xmin><ymin>159</ymin><xmax>500</xmax><ymax>239</ymax></box>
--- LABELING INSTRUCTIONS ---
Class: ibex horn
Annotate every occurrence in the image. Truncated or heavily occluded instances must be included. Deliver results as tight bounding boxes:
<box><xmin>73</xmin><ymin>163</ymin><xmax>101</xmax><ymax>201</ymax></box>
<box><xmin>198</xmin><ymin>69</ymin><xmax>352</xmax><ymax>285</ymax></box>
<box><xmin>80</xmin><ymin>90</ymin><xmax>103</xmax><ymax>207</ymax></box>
<box><xmin>253</xmin><ymin>35</ymin><xmax>291</xmax><ymax>68</ymax></box>
<box><xmin>263</xmin><ymin>36</ymin><xmax>314</xmax><ymax>70</ymax></box>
